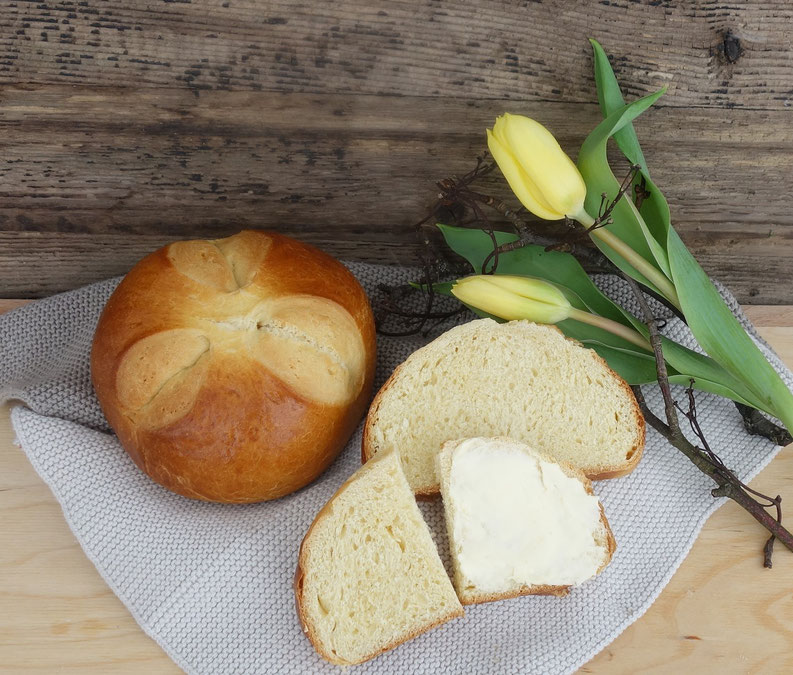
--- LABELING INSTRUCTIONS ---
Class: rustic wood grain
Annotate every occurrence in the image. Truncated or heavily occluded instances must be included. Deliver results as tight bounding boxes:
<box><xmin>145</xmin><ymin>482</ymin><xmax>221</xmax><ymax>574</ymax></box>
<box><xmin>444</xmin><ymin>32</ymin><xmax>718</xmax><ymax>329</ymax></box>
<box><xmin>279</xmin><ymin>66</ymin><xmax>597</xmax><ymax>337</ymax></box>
<box><xmin>1</xmin><ymin>88</ymin><xmax>793</xmax><ymax>300</ymax></box>
<box><xmin>1</xmin><ymin>304</ymin><xmax>792</xmax><ymax>673</ymax></box>
<box><xmin>1</xmin><ymin>1</ymin><xmax>793</xmax><ymax>300</ymax></box>
<box><xmin>3</xmin><ymin>1</ymin><xmax>793</xmax><ymax>108</ymax></box>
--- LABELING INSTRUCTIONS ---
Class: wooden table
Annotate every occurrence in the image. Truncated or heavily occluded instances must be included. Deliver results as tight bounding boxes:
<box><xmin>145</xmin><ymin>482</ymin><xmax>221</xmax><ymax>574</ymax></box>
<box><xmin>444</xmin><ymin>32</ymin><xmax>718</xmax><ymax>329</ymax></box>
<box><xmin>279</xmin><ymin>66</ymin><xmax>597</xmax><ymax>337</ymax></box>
<box><xmin>3</xmin><ymin>2</ymin><xmax>793</xmax><ymax>304</ymax></box>
<box><xmin>3</xmin><ymin>3</ymin><xmax>793</xmax><ymax>670</ymax></box>
<box><xmin>1</xmin><ymin>299</ymin><xmax>792</xmax><ymax>673</ymax></box>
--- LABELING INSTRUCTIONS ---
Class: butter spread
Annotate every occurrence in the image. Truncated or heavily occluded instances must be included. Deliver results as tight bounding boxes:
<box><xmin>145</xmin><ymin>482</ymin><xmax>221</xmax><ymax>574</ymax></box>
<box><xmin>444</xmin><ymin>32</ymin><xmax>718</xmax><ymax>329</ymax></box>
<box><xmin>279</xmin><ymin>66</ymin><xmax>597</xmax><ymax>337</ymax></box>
<box><xmin>449</xmin><ymin>438</ymin><xmax>606</xmax><ymax>591</ymax></box>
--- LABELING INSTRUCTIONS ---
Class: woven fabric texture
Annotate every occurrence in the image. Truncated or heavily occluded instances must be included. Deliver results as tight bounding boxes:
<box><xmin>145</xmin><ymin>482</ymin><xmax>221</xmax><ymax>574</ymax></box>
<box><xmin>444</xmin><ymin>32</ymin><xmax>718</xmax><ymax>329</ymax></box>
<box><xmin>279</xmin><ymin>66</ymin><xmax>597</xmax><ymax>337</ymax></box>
<box><xmin>1</xmin><ymin>262</ymin><xmax>790</xmax><ymax>675</ymax></box>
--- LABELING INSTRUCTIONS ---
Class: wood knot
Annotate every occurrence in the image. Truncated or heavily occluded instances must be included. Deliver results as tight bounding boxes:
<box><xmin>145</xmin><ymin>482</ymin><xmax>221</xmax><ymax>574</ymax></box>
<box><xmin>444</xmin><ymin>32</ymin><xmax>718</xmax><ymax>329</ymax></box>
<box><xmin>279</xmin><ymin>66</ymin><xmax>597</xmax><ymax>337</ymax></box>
<box><xmin>720</xmin><ymin>30</ymin><xmax>743</xmax><ymax>64</ymax></box>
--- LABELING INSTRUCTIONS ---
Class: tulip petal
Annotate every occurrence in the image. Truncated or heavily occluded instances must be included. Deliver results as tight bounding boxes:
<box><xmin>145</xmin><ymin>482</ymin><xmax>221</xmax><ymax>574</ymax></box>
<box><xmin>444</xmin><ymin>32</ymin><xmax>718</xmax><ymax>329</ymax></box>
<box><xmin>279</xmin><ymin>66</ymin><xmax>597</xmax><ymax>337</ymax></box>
<box><xmin>487</xmin><ymin>129</ymin><xmax>561</xmax><ymax>220</ymax></box>
<box><xmin>496</xmin><ymin>114</ymin><xmax>588</xmax><ymax>219</ymax></box>
<box><xmin>478</xmin><ymin>274</ymin><xmax>570</xmax><ymax>309</ymax></box>
<box><xmin>452</xmin><ymin>275</ymin><xmax>571</xmax><ymax>324</ymax></box>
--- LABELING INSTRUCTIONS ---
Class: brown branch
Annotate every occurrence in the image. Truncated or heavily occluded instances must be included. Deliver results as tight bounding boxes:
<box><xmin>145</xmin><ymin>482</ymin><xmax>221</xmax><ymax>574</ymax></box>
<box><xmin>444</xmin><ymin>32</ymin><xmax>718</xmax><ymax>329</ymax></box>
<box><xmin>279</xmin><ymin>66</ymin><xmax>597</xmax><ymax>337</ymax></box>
<box><xmin>734</xmin><ymin>402</ymin><xmax>793</xmax><ymax>447</ymax></box>
<box><xmin>621</xmin><ymin>274</ymin><xmax>682</xmax><ymax>443</ymax></box>
<box><xmin>635</xmin><ymin>385</ymin><xmax>792</xmax><ymax>565</ymax></box>
<box><xmin>585</xmin><ymin>164</ymin><xmax>642</xmax><ymax>233</ymax></box>
<box><xmin>623</xmin><ymin>274</ymin><xmax>793</xmax><ymax>565</ymax></box>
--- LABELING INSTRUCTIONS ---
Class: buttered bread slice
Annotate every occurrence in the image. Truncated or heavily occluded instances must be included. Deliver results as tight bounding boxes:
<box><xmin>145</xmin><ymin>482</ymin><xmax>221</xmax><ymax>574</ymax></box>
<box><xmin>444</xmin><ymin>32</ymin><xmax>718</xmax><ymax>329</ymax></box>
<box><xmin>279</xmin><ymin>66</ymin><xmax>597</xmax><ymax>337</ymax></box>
<box><xmin>295</xmin><ymin>449</ymin><xmax>463</xmax><ymax>665</ymax></box>
<box><xmin>363</xmin><ymin>319</ymin><xmax>645</xmax><ymax>495</ymax></box>
<box><xmin>437</xmin><ymin>437</ymin><xmax>615</xmax><ymax>604</ymax></box>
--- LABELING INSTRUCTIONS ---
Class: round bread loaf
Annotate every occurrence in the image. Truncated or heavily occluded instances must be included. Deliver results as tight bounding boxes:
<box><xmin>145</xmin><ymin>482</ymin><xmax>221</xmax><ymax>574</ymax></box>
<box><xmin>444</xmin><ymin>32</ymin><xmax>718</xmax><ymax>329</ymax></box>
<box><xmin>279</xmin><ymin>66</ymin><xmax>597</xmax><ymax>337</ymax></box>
<box><xmin>91</xmin><ymin>231</ymin><xmax>376</xmax><ymax>503</ymax></box>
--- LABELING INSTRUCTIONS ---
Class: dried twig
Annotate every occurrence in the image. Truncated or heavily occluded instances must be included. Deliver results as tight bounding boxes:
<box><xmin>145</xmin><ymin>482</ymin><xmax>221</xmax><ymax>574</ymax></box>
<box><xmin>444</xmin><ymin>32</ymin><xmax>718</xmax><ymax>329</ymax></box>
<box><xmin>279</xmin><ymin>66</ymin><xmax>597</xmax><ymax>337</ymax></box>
<box><xmin>622</xmin><ymin>273</ymin><xmax>793</xmax><ymax>566</ymax></box>
<box><xmin>584</xmin><ymin>164</ymin><xmax>642</xmax><ymax>233</ymax></box>
<box><xmin>734</xmin><ymin>403</ymin><xmax>793</xmax><ymax>447</ymax></box>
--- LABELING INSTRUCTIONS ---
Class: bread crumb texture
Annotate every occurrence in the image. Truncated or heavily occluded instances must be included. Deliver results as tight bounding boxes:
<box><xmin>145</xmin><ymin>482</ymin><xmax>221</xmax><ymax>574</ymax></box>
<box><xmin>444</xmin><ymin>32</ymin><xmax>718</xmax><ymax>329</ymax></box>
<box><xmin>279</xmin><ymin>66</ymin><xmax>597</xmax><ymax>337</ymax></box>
<box><xmin>366</xmin><ymin>319</ymin><xmax>644</xmax><ymax>493</ymax></box>
<box><xmin>296</xmin><ymin>451</ymin><xmax>462</xmax><ymax>665</ymax></box>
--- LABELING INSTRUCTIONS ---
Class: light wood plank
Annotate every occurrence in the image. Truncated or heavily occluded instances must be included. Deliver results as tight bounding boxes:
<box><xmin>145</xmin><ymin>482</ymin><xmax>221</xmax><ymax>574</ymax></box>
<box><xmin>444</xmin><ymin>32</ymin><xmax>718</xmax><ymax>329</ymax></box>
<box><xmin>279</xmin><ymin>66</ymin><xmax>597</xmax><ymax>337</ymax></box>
<box><xmin>0</xmin><ymin>403</ymin><xmax>181</xmax><ymax>674</ymax></box>
<box><xmin>0</xmin><ymin>299</ymin><xmax>30</xmax><ymax>313</ymax></box>
<box><xmin>1</xmin><ymin>300</ymin><xmax>793</xmax><ymax>672</ymax></box>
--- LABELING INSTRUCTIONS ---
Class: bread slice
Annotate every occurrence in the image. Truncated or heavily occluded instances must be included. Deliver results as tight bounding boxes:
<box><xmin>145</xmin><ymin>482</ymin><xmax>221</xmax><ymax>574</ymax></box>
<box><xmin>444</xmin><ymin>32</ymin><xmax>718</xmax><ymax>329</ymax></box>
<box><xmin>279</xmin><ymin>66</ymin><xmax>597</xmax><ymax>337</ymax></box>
<box><xmin>436</xmin><ymin>437</ymin><xmax>616</xmax><ymax>605</ymax></box>
<box><xmin>294</xmin><ymin>449</ymin><xmax>463</xmax><ymax>665</ymax></box>
<box><xmin>363</xmin><ymin>319</ymin><xmax>645</xmax><ymax>495</ymax></box>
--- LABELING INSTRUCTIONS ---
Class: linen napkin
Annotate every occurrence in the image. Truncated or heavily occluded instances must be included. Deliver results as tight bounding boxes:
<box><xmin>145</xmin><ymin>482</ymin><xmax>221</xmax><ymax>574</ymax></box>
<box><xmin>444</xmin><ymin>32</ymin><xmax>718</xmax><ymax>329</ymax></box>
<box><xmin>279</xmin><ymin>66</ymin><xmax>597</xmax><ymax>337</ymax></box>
<box><xmin>1</xmin><ymin>262</ymin><xmax>790</xmax><ymax>675</ymax></box>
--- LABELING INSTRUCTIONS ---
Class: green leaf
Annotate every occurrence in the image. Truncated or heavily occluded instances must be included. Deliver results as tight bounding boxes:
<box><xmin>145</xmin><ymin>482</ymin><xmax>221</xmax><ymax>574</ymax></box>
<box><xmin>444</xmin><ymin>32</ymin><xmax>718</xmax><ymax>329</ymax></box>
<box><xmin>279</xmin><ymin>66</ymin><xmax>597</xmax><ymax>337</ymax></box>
<box><xmin>590</xmin><ymin>39</ymin><xmax>671</xmax><ymax>249</ymax></box>
<box><xmin>435</xmin><ymin>223</ymin><xmax>507</xmax><ymax>273</ymax></box>
<box><xmin>667</xmin><ymin>229</ymin><xmax>793</xmax><ymax>429</ymax></box>
<box><xmin>578</xmin><ymin>91</ymin><xmax>673</xmax><ymax>285</ymax></box>
<box><xmin>666</xmin><ymin>375</ymin><xmax>760</xmax><ymax>410</ymax></box>
<box><xmin>661</xmin><ymin>336</ymin><xmax>773</xmax><ymax>413</ymax></box>
<box><xmin>590</xmin><ymin>38</ymin><xmax>648</xmax><ymax>174</ymax></box>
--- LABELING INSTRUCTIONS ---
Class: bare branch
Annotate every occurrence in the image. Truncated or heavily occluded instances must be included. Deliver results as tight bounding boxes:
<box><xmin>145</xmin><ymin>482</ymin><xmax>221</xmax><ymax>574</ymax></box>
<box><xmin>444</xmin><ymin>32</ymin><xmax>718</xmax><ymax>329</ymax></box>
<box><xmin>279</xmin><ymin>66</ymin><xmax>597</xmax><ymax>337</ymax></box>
<box><xmin>735</xmin><ymin>402</ymin><xmax>793</xmax><ymax>447</ymax></box>
<box><xmin>620</xmin><ymin>273</ymin><xmax>682</xmax><ymax>443</ymax></box>
<box><xmin>624</xmin><ymin>275</ymin><xmax>793</xmax><ymax>564</ymax></box>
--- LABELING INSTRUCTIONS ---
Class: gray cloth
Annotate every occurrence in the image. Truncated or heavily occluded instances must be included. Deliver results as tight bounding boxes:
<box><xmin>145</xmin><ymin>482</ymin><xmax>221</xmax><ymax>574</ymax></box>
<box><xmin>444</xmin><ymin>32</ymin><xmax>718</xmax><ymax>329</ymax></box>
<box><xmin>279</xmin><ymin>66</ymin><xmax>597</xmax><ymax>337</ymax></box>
<box><xmin>1</xmin><ymin>263</ymin><xmax>790</xmax><ymax>675</ymax></box>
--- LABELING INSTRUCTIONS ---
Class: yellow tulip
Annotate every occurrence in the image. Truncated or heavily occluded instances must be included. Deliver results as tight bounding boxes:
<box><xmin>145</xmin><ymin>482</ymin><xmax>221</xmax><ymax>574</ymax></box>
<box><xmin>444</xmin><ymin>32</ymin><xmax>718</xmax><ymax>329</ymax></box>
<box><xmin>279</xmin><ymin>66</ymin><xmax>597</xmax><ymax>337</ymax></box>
<box><xmin>487</xmin><ymin>113</ymin><xmax>591</xmax><ymax>222</ymax></box>
<box><xmin>452</xmin><ymin>274</ymin><xmax>651</xmax><ymax>350</ymax></box>
<box><xmin>451</xmin><ymin>275</ymin><xmax>572</xmax><ymax>324</ymax></box>
<box><xmin>487</xmin><ymin>112</ymin><xmax>681</xmax><ymax>309</ymax></box>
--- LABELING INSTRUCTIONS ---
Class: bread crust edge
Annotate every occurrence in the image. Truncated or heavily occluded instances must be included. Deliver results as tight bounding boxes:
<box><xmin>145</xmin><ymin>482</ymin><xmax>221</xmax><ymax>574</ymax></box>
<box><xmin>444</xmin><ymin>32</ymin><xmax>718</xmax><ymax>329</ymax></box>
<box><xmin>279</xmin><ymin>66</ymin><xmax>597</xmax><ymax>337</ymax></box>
<box><xmin>438</xmin><ymin>436</ymin><xmax>617</xmax><ymax>607</ymax></box>
<box><xmin>293</xmin><ymin>451</ymin><xmax>463</xmax><ymax>666</ymax></box>
<box><xmin>362</xmin><ymin>320</ymin><xmax>648</xmax><ymax>499</ymax></box>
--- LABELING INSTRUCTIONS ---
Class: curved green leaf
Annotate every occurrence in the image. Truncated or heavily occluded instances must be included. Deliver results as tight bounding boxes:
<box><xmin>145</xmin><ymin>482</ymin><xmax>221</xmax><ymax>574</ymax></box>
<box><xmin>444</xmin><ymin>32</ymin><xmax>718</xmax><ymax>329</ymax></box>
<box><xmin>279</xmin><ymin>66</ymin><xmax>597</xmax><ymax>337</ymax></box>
<box><xmin>667</xmin><ymin>375</ymin><xmax>763</xmax><ymax>411</ymax></box>
<box><xmin>667</xmin><ymin>229</ymin><xmax>793</xmax><ymax>429</ymax></box>
<box><xmin>578</xmin><ymin>91</ymin><xmax>672</xmax><ymax>285</ymax></box>
<box><xmin>590</xmin><ymin>39</ymin><xmax>671</xmax><ymax>248</ymax></box>
<box><xmin>590</xmin><ymin>38</ymin><xmax>648</xmax><ymax>174</ymax></box>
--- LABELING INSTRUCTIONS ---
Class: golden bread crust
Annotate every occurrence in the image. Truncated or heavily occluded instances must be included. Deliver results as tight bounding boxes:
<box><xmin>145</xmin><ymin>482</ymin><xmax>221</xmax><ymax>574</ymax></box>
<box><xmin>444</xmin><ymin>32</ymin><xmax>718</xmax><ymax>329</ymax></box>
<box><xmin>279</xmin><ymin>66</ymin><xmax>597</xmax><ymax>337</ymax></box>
<box><xmin>362</xmin><ymin>320</ymin><xmax>646</xmax><ymax>494</ymax></box>
<box><xmin>579</xmin><ymin>348</ymin><xmax>646</xmax><ymax>481</ymax></box>
<box><xmin>293</xmin><ymin>451</ymin><xmax>463</xmax><ymax>665</ymax></box>
<box><xmin>91</xmin><ymin>230</ymin><xmax>376</xmax><ymax>503</ymax></box>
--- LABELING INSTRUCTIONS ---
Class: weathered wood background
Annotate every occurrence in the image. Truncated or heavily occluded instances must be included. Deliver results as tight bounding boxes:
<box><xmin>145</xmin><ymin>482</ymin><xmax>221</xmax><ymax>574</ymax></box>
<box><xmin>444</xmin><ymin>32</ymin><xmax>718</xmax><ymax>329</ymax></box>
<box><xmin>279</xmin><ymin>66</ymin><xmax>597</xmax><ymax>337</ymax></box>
<box><xmin>2</xmin><ymin>1</ymin><xmax>793</xmax><ymax>301</ymax></box>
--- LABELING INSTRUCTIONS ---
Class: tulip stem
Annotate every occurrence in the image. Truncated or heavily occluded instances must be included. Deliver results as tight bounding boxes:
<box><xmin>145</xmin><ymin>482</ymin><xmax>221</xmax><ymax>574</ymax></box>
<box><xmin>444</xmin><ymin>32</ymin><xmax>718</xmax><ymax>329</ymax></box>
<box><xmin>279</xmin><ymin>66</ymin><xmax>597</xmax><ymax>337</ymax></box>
<box><xmin>591</xmin><ymin>227</ymin><xmax>681</xmax><ymax>309</ymax></box>
<box><xmin>567</xmin><ymin>308</ymin><xmax>652</xmax><ymax>351</ymax></box>
<box><xmin>573</xmin><ymin>210</ymin><xmax>682</xmax><ymax>310</ymax></box>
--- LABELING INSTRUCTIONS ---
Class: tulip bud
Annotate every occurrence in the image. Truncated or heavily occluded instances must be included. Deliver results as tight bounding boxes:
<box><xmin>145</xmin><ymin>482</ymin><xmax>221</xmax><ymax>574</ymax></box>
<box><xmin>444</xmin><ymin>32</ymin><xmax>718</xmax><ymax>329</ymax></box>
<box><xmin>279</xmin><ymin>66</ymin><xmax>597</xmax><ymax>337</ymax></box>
<box><xmin>451</xmin><ymin>274</ymin><xmax>652</xmax><ymax>351</ymax></box>
<box><xmin>451</xmin><ymin>275</ymin><xmax>572</xmax><ymax>324</ymax></box>
<box><xmin>487</xmin><ymin>113</ymin><xmax>590</xmax><ymax>223</ymax></box>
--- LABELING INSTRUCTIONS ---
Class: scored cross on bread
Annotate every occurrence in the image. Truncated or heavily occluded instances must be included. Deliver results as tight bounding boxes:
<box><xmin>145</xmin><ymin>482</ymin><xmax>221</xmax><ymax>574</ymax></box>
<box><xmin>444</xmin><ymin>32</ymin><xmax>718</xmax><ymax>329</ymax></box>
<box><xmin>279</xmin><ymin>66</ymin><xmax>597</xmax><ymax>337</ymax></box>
<box><xmin>92</xmin><ymin>231</ymin><xmax>376</xmax><ymax>503</ymax></box>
